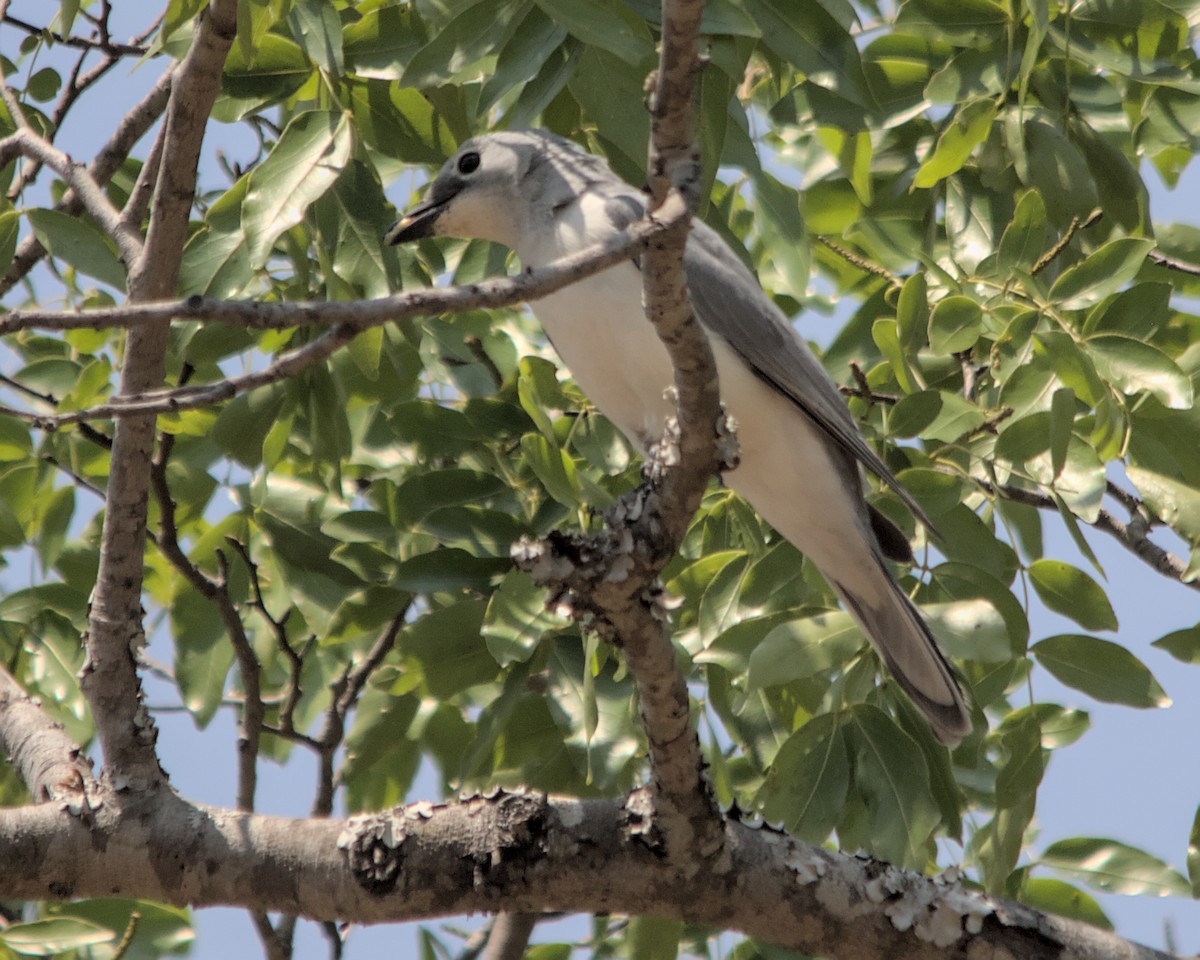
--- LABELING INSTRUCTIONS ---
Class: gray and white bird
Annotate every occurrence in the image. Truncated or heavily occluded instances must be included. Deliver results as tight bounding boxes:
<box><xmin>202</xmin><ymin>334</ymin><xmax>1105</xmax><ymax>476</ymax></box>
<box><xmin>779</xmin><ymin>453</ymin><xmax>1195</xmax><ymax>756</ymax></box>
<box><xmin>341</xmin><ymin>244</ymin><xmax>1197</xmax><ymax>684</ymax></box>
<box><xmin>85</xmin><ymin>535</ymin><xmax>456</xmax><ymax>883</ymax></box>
<box><xmin>386</xmin><ymin>130</ymin><xmax>971</xmax><ymax>746</ymax></box>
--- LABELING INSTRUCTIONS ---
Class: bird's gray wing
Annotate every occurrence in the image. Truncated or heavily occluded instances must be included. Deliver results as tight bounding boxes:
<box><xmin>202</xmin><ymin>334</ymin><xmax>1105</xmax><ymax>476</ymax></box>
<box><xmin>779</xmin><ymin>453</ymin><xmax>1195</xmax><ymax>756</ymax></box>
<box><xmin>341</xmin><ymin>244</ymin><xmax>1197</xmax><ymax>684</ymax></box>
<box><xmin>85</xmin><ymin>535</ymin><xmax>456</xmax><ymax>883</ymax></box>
<box><xmin>682</xmin><ymin>220</ymin><xmax>935</xmax><ymax>533</ymax></box>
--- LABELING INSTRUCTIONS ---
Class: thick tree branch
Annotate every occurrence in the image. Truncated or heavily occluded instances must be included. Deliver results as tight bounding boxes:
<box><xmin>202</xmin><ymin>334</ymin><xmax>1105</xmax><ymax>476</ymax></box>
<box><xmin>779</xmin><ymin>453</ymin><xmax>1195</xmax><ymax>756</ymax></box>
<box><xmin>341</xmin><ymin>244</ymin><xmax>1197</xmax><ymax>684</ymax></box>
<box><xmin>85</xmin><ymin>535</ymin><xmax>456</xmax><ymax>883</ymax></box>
<box><xmin>513</xmin><ymin>0</ymin><xmax>723</xmax><ymax>861</ymax></box>
<box><xmin>0</xmin><ymin>667</ymin><xmax>94</xmax><ymax>807</ymax></box>
<box><xmin>0</xmin><ymin>791</ymin><xmax>1176</xmax><ymax>960</ymax></box>
<box><xmin>81</xmin><ymin>0</ymin><xmax>237</xmax><ymax>791</ymax></box>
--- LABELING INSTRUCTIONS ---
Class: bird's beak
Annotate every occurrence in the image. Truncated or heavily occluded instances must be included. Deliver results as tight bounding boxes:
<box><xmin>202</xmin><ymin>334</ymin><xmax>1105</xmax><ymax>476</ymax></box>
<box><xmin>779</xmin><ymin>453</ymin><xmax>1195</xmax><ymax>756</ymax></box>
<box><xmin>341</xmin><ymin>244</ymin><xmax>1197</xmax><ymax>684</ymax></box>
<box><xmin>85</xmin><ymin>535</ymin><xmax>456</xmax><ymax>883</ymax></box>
<box><xmin>385</xmin><ymin>198</ymin><xmax>447</xmax><ymax>245</ymax></box>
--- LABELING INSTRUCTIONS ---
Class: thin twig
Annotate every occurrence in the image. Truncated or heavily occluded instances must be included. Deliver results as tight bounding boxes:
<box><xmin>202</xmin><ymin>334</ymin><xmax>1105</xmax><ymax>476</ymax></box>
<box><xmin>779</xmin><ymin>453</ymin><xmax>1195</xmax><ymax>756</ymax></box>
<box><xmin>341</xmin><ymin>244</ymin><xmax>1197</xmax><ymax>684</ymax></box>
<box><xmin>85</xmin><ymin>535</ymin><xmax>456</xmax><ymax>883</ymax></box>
<box><xmin>986</xmin><ymin>480</ymin><xmax>1198</xmax><ymax>591</ymax></box>
<box><xmin>1148</xmin><ymin>250</ymin><xmax>1200</xmax><ymax>277</ymax></box>
<box><xmin>1</xmin><ymin>13</ymin><xmax>149</xmax><ymax>56</ymax></box>
<box><xmin>1031</xmin><ymin>209</ymin><xmax>1103</xmax><ymax>276</ymax></box>
<box><xmin>818</xmin><ymin>236</ymin><xmax>899</xmax><ymax>284</ymax></box>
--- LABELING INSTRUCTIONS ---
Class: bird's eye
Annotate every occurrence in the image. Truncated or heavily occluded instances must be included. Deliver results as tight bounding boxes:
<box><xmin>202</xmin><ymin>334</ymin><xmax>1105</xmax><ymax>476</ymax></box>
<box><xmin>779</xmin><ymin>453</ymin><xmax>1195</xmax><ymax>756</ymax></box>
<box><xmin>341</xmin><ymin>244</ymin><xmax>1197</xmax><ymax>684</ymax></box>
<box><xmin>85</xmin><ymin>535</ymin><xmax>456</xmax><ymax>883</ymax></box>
<box><xmin>457</xmin><ymin>151</ymin><xmax>481</xmax><ymax>175</ymax></box>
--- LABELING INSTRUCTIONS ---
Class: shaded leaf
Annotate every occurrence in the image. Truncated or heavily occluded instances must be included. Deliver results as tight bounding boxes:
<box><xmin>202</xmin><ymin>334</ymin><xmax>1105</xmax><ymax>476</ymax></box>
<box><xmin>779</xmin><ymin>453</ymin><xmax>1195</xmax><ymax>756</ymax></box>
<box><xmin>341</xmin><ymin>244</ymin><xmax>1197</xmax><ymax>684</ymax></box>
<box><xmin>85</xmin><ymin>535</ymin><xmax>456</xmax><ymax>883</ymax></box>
<box><xmin>1032</xmin><ymin>634</ymin><xmax>1170</xmax><ymax>708</ymax></box>
<box><xmin>1028</xmin><ymin>559</ymin><xmax>1117</xmax><ymax>631</ymax></box>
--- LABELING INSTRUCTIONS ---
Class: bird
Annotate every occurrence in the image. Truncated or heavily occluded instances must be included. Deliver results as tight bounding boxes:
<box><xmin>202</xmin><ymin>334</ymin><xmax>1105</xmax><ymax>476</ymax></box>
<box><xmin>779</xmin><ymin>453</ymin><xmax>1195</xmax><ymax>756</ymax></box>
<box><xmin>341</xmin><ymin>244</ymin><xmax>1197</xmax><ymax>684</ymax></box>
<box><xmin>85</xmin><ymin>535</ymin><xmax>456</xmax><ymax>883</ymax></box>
<box><xmin>385</xmin><ymin>129</ymin><xmax>971</xmax><ymax>746</ymax></box>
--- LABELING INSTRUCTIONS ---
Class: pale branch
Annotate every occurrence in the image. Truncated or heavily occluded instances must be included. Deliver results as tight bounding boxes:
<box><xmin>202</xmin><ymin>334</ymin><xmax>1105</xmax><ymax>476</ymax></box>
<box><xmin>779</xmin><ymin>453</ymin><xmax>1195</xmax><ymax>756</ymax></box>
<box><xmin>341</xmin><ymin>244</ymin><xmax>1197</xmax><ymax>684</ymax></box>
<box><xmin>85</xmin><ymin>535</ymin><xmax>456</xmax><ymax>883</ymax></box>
<box><xmin>9</xmin><ymin>45</ymin><xmax>123</xmax><ymax>199</ymax></box>
<box><xmin>634</xmin><ymin>0</ymin><xmax>724</xmax><ymax>849</ymax></box>
<box><xmin>0</xmin><ymin>203</ymin><xmax>692</xmax><ymax>429</ymax></box>
<box><xmin>986</xmin><ymin>481</ymin><xmax>1199</xmax><ymax>591</ymax></box>
<box><xmin>81</xmin><ymin>0</ymin><xmax>237</xmax><ymax>792</ymax></box>
<box><xmin>0</xmin><ymin>63</ymin><xmax>173</xmax><ymax>297</ymax></box>
<box><xmin>480</xmin><ymin>913</ymin><xmax>537</xmax><ymax>960</ymax></box>
<box><xmin>0</xmin><ymin>196</ymin><xmax>691</xmax><ymax>335</ymax></box>
<box><xmin>0</xmin><ymin>790</ymin><xmax>1177</xmax><ymax>960</ymax></box>
<box><xmin>0</xmin><ymin>666</ymin><xmax>94</xmax><ymax>806</ymax></box>
<box><xmin>0</xmin><ymin>128</ymin><xmax>142</xmax><ymax>267</ymax></box>
<box><xmin>118</xmin><ymin>119</ymin><xmax>166</xmax><ymax>235</ymax></box>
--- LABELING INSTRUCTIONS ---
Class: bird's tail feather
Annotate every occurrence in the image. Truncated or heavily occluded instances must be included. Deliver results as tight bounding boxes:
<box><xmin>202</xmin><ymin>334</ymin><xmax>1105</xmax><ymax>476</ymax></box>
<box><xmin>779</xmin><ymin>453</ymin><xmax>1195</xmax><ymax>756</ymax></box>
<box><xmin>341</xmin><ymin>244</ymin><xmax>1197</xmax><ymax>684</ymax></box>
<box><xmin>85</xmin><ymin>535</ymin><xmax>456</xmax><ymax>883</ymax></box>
<box><xmin>831</xmin><ymin>560</ymin><xmax>971</xmax><ymax>747</ymax></box>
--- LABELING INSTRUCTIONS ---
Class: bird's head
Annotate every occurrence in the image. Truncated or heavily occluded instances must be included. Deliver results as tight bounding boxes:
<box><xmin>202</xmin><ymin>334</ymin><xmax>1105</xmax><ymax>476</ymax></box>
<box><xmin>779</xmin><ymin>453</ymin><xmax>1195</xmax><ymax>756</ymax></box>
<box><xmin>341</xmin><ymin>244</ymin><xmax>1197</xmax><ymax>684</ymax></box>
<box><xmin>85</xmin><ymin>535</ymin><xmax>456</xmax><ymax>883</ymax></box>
<box><xmin>385</xmin><ymin>130</ymin><xmax>618</xmax><ymax>252</ymax></box>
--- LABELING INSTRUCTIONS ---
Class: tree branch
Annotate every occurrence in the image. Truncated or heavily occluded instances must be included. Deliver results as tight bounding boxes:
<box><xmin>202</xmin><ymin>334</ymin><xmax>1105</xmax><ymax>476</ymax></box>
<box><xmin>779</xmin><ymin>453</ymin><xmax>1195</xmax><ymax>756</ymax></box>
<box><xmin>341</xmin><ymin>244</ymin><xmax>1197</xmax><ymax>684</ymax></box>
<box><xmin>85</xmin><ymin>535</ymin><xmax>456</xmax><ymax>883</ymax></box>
<box><xmin>481</xmin><ymin>913</ymin><xmax>537</xmax><ymax>960</ymax></box>
<box><xmin>1</xmin><ymin>13</ymin><xmax>150</xmax><ymax>56</ymax></box>
<box><xmin>80</xmin><ymin>0</ymin><xmax>237</xmax><ymax>792</ymax></box>
<box><xmin>988</xmin><ymin>481</ymin><xmax>1199</xmax><ymax>591</ymax></box>
<box><xmin>0</xmin><ymin>791</ymin><xmax>1177</xmax><ymax>960</ymax></box>
<box><xmin>0</xmin><ymin>63</ymin><xmax>174</xmax><ymax>298</ymax></box>
<box><xmin>0</xmin><ymin>205</ymin><xmax>692</xmax><ymax>428</ymax></box>
<box><xmin>0</xmin><ymin>667</ymin><xmax>94</xmax><ymax>807</ymax></box>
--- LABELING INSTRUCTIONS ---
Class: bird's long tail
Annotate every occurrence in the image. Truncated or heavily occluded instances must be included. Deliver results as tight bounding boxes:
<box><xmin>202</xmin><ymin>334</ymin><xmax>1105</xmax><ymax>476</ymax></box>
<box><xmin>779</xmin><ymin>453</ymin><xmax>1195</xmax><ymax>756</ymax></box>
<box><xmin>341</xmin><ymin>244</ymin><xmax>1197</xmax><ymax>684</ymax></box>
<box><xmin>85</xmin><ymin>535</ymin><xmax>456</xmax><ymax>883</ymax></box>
<box><xmin>830</xmin><ymin>558</ymin><xmax>971</xmax><ymax>746</ymax></box>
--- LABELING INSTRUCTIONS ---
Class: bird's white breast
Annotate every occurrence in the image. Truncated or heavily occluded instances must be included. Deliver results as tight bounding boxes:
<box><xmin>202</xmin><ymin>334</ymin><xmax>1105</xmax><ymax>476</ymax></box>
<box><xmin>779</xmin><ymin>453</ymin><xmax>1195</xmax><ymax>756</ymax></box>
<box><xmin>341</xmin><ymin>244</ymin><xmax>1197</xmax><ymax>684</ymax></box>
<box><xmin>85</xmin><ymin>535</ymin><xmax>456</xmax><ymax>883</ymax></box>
<box><xmin>517</xmin><ymin>191</ymin><xmax>874</xmax><ymax>576</ymax></box>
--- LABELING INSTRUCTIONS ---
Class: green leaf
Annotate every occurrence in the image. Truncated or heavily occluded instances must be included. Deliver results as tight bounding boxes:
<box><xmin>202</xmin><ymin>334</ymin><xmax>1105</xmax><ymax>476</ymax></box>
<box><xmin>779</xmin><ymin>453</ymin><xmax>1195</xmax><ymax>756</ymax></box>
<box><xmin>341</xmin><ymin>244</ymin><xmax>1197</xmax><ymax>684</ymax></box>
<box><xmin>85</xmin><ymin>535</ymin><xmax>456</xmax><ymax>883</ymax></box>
<box><xmin>895</xmin><ymin>468</ymin><xmax>966</xmax><ymax>518</ymax></box>
<box><xmin>211</xmin><ymin>384</ymin><xmax>289</xmax><ymax>467</ymax></box>
<box><xmin>534</xmin><ymin>0</ymin><xmax>655</xmax><ymax>65</ymax></box>
<box><xmin>0</xmin><ymin>414</ymin><xmax>32</xmax><ymax>461</ymax></box>
<box><xmin>888</xmin><ymin>390</ymin><xmax>942</xmax><ymax>438</ymax></box>
<box><xmin>520</xmin><ymin>433</ymin><xmax>580</xmax><ymax>508</ymax></box>
<box><xmin>848</xmin><ymin>704</ymin><xmax>939</xmax><ymax>869</ymax></box>
<box><xmin>1125</xmin><ymin>465</ymin><xmax>1200</xmax><ymax>541</ymax></box>
<box><xmin>26</xmin><ymin>67</ymin><xmax>62</xmax><ymax>102</ymax></box>
<box><xmin>569</xmin><ymin>47</ymin><xmax>650</xmax><ymax>170</ymax></box>
<box><xmin>928</xmin><ymin>295</ymin><xmax>983</xmax><ymax>354</ymax></box>
<box><xmin>1040</xmin><ymin>837</ymin><xmax>1190</xmax><ymax>896</ymax></box>
<box><xmin>626</xmin><ymin>917</ymin><xmax>684</xmax><ymax>960</ymax></box>
<box><xmin>483</xmin><ymin>570</ymin><xmax>568</xmax><ymax>666</ymax></box>
<box><xmin>172</xmin><ymin>586</ymin><xmax>235</xmax><ymax>729</ymax></box>
<box><xmin>1019</xmin><ymin>878</ymin><xmax>1112</xmax><ymax>930</ymax></box>
<box><xmin>1</xmin><ymin>918</ymin><xmax>113</xmax><ymax>955</ymax></box>
<box><xmin>994</xmin><ymin>712</ymin><xmax>1044</xmax><ymax>809</ymax></box>
<box><xmin>1048</xmin><ymin>387</ymin><xmax>1075</xmax><ymax>480</ymax></box>
<box><xmin>217</xmin><ymin>33</ymin><xmax>311</xmax><ymax>120</ymax></box>
<box><xmin>914</xmin><ymin>98</ymin><xmax>997</xmax><ymax>188</ymax></box>
<box><xmin>757</xmin><ymin>715</ymin><xmax>848</xmax><ymax>841</ymax></box>
<box><xmin>1151</xmin><ymin>626</ymin><xmax>1200</xmax><ymax>665</ymax></box>
<box><xmin>872</xmin><ymin>318</ymin><xmax>915</xmax><ymax>393</ymax></box>
<box><xmin>46</xmin><ymin>899</ymin><xmax>194</xmax><ymax>956</ymax></box>
<box><xmin>997</xmin><ymin>703</ymin><xmax>1090</xmax><ymax>749</ymax></box>
<box><xmin>748</xmin><ymin>611</ymin><xmax>864</xmax><ymax>690</ymax></box>
<box><xmin>923</xmin><ymin>598</ymin><xmax>1012</xmax><ymax>662</ymax></box>
<box><xmin>1083</xmin><ymin>282</ymin><xmax>1171</xmax><ymax>340</ymax></box>
<box><xmin>998</xmin><ymin>190</ymin><xmax>1049</xmax><ymax>274</ymax></box>
<box><xmin>924</xmin><ymin>391</ymin><xmax>987</xmax><ymax>443</ymax></box>
<box><xmin>1049</xmin><ymin>238</ymin><xmax>1155</xmax><ymax>309</ymax></box>
<box><xmin>1032</xmin><ymin>634</ymin><xmax>1170</xmax><ymax>708</ymax></box>
<box><xmin>479</xmin><ymin>4</ymin><xmax>568</xmax><ymax>111</ymax></box>
<box><xmin>404</xmin><ymin>600</ymin><xmax>496</xmax><ymax>697</ymax></box>
<box><xmin>287</xmin><ymin>0</ymin><xmax>343</xmax><ymax>73</ymax></box>
<box><xmin>1023</xmin><ymin>120</ymin><xmax>1098</xmax><ymax>226</ymax></box>
<box><xmin>1088</xmin><ymin>335</ymin><xmax>1192</xmax><ymax>410</ymax></box>
<box><xmin>343</xmin><ymin>5</ymin><xmax>421</xmax><ymax>79</ymax></box>
<box><xmin>27</xmin><ymin>208</ymin><xmax>125</xmax><ymax>290</ymax></box>
<box><xmin>403</xmin><ymin>1</ymin><xmax>519</xmax><ymax>87</ymax></box>
<box><xmin>242</xmin><ymin>110</ymin><xmax>353</xmax><ymax>267</ymax></box>
<box><xmin>896</xmin><ymin>271</ymin><xmax>930</xmax><ymax>354</ymax></box>
<box><xmin>1028</xmin><ymin>559</ymin><xmax>1117</xmax><ymax>631</ymax></box>
<box><xmin>545</xmin><ymin>641</ymin><xmax>640</xmax><ymax>789</ymax></box>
